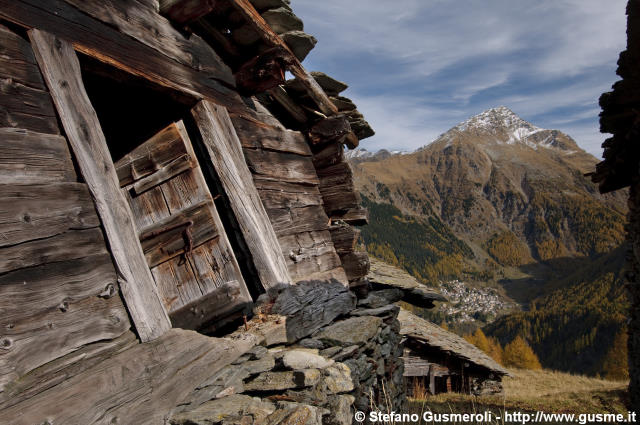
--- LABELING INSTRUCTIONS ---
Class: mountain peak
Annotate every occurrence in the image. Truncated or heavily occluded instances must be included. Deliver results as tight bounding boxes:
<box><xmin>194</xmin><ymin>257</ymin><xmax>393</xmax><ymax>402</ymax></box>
<box><xmin>456</xmin><ymin>106</ymin><xmax>541</xmax><ymax>136</ymax></box>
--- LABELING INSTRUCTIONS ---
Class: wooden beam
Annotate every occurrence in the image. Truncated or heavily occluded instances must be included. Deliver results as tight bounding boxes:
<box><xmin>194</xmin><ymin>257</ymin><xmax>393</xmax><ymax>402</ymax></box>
<box><xmin>0</xmin><ymin>129</ymin><xmax>75</xmax><ymax>184</ymax></box>
<box><xmin>0</xmin><ymin>0</ymin><xmax>245</xmax><ymax>113</ymax></box>
<box><xmin>62</xmin><ymin>0</ymin><xmax>234</xmax><ymax>85</ymax></box>
<box><xmin>30</xmin><ymin>29</ymin><xmax>171</xmax><ymax>342</ymax></box>
<box><xmin>0</xmin><ymin>329</ymin><xmax>258</xmax><ymax>425</ymax></box>
<box><xmin>192</xmin><ymin>100</ymin><xmax>292</xmax><ymax>290</ymax></box>
<box><xmin>160</xmin><ymin>0</ymin><xmax>217</xmax><ymax>24</ymax></box>
<box><xmin>226</xmin><ymin>0</ymin><xmax>338</xmax><ymax>116</ymax></box>
<box><xmin>267</xmin><ymin>85</ymin><xmax>308</xmax><ymax>124</ymax></box>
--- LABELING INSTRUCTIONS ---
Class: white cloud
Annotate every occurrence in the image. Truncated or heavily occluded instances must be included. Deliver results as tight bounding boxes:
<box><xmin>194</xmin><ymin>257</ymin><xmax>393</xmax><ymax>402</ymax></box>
<box><xmin>292</xmin><ymin>0</ymin><xmax>627</xmax><ymax>156</ymax></box>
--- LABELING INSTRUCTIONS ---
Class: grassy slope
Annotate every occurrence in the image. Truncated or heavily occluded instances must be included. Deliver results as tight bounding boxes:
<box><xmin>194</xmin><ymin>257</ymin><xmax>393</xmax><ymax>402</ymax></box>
<box><xmin>407</xmin><ymin>369</ymin><xmax>628</xmax><ymax>424</ymax></box>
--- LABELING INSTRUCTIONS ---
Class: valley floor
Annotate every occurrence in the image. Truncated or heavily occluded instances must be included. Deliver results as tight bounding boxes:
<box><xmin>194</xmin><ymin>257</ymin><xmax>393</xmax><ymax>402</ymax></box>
<box><xmin>407</xmin><ymin>369</ymin><xmax>629</xmax><ymax>424</ymax></box>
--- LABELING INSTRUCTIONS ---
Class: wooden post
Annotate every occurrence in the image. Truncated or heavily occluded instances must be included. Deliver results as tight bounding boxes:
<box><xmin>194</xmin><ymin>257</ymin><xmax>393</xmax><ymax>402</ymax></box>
<box><xmin>29</xmin><ymin>29</ymin><xmax>172</xmax><ymax>342</ymax></box>
<box><xmin>428</xmin><ymin>365</ymin><xmax>436</xmax><ymax>395</ymax></box>
<box><xmin>191</xmin><ymin>100</ymin><xmax>292</xmax><ymax>290</ymax></box>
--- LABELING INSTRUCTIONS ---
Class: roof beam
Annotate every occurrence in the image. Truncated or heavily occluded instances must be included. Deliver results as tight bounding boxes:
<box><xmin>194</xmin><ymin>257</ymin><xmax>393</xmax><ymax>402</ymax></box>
<box><xmin>159</xmin><ymin>0</ymin><xmax>217</xmax><ymax>24</ymax></box>
<box><xmin>225</xmin><ymin>0</ymin><xmax>338</xmax><ymax>116</ymax></box>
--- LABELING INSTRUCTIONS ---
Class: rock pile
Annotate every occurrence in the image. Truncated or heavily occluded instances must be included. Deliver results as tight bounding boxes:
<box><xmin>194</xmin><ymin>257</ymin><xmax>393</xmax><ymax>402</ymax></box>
<box><xmin>170</xmin><ymin>280</ymin><xmax>406</xmax><ymax>425</ymax></box>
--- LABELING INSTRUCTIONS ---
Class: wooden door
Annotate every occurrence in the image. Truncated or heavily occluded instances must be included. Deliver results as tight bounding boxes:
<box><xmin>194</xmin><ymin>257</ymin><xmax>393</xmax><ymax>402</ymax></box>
<box><xmin>114</xmin><ymin>120</ymin><xmax>252</xmax><ymax>332</ymax></box>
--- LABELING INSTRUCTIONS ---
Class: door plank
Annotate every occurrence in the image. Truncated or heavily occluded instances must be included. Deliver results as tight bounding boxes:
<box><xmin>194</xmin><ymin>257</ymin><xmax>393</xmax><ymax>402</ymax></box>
<box><xmin>115</xmin><ymin>122</ymin><xmax>194</xmax><ymax>187</ymax></box>
<box><xmin>30</xmin><ymin>29</ymin><xmax>171</xmax><ymax>342</ymax></box>
<box><xmin>192</xmin><ymin>100</ymin><xmax>292</xmax><ymax>289</ymax></box>
<box><xmin>125</xmin><ymin>185</ymin><xmax>172</xmax><ymax>230</ymax></box>
<box><xmin>138</xmin><ymin>200</ymin><xmax>220</xmax><ymax>268</ymax></box>
<box><xmin>151</xmin><ymin>256</ymin><xmax>203</xmax><ymax>313</ymax></box>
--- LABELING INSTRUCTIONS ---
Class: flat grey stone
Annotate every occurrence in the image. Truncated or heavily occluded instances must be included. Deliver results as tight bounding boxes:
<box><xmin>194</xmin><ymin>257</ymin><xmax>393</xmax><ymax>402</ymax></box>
<box><xmin>249</xmin><ymin>0</ymin><xmax>290</xmax><ymax>11</ymax></box>
<box><xmin>319</xmin><ymin>346</ymin><xmax>341</xmax><ymax>358</ymax></box>
<box><xmin>332</xmin><ymin>345</ymin><xmax>359</xmax><ymax>362</ymax></box>
<box><xmin>262</xmin><ymin>7</ymin><xmax>303</xmax><ymax>34</ymax></box>
<box><xmin>350</xmin><ymin>304</ymin><xmax>400</xmax><ymax>319</ymax></box>
<box><xmin>282</xmin><ymin>350</ymin><xmax>334</xmax><ymax>370</ymax></box>
<box><xmin>298</xmin><ymin>338</ymin><xmax>324</xmax><ymax>349</ymax></box>
<box><xmin>243</xmin><ymin>353</ymin><xmax>275</xmax><ymax>375</ymax></box>
<box><xmin>358</xmin><ymin>289</ymin><xmax>404</xmax><ymax>308</ymax></box>
<box><xmin>272</xmin><ymin>280</ymin><xmax>355</xmax><ymax>342</ymax></box>
<box><xmin>170</xmin><ymin>394</ymin><xmax>275</xmax><ymax>425</ymax></box>
<box><xmin>281</xmin><ymin>30</ymin><xmax>317</xmax><ymax>61</ymax></box>
<box><xmin>315</xmin><ymin>316</ymin><xmax>383</xmax><ymax>347</ymax></box>
<box><xmin>265</xmin><ymin>403</ymin><xmax>325</xmax><ymax>425</ymax></box>
<box><xmin>243</xmin><ymin>369</ymin><xmax>321</xmax><ymax>391</ymax></box>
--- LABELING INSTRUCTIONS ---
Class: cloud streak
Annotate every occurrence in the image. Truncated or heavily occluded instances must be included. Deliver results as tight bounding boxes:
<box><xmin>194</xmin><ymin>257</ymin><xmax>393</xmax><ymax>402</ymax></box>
<box><xmin>293</xmin><ymin>0</ymin><xmax>627</xmax><ymax>157</ymax></box>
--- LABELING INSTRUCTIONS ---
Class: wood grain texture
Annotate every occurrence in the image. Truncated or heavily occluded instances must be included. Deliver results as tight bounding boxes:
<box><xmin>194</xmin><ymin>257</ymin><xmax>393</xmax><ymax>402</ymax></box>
<box><xmin>0</xmin><ymin>294</ymin><xmax>130</xmax><ymax>394</ymax></box>
<box><xmin>0</xmin><ymin>182</ymin><xmax>100</xmax><ymax>247</ymax></box>
<box><xmin>312</xmin><ymin>142</ymin><xmax>344</xmax><ymax>169</ymax></box>
<box><xmin>278</xmin><ymin>230</ymin><xmax>344</xmax><ymax>282</ymax></box>
<box><xmin>243</xmin><ymin>149</ymin><xmax>319</xmax><ymax>184</ymax></box>
<box><xmin>226</xmin><ymin>0</ymin><xmax>338</xmax><ymax>116</ymax></box>
<box><xmin>0</xmin><ymin>78</ymin><xmax>59</xmax><ymax>134</ymax></box>
<box><xmin>139</xmin><ymin>200</ymin><xmax>220</xmax><ymax>268</ymax></box>
<box><xmin>115</xmin><ymin>122</ymin><xmax>196</xmax><ymax>187</ymax></box>
<box><xmin>120</xmin><ymin>120</ymin><xmax>252</xmax><ymax>329</ymax></box>
<box><xmin>253</xmin><ymin>178</ymin><xmax>323</xmax><ymax>210</ymax></box>
<box><xmin>160</xmin><ymin>0</ymin><xmax>217</xmax><ymax>24</ymax></box>
<box><xmin>266</xmin><ymin>204</ymin><xmax>331</xmax><ymax>236</ymax></box>
<box><xmin>1</xmin><ymin>0</ymin><xmax>245</xmax><ymax>112</ymax></box>
<box><xmin>0</xmin><ymin>252</ymin><xmax>117</xmax><ymax>321</ymax></box>
<box><xmin>64</xmin><ymin>0</ymin><xmax>234</xmax><ymax>85</ymax></box>
<box><xmin>0</xmin><ymin>329</ymin><xmax>257</xmax><ymax>425</ymax></box>
<box><xmin>0</xmin><ymin>228</ymin><xmax>107</xmax><ymax>275</ymax></box>
<box><xmin>0</xmin><ymin>24</ymin><xmax>44</xmax><ymax>89</ymax></box>
<box><xmin>230</xmin><ymin>112</ymin><xmax>311</xmax><ymax>156</ymax></box>
<box><xmin>0</xmin><ymin>128</ymin><xmax>74</xmax><ymax>183</ymax></box>
<box><xmin>192</xmin><ymin>100</ymin><xmax>292</xmax><ymax>289</ymax></box>
<box><xmin>0</xmin><ymin>331</ymin><xmax>138</xmax><ymax>409</ymax></box>
<box><xmin>30</xmin><ymin>29</ymin><xmax>171</xmax><ymax>341</ymax></box>
<box><xmin>328</xmin><ymin>224</ymin><xmax>360</xmax><ymax>255</ymax></box>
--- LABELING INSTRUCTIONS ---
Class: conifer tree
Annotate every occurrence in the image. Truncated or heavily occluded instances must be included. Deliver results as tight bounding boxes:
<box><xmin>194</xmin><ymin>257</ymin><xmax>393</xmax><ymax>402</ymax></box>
<box><xmin>601</xmin><ymin>330</ymin><xmax>629</xmax><ymax>380</ymax></box>
<box><xmin>503</xmin><ymin>336</ymin><xmax>542</xmax><ymax>369</ymax></box>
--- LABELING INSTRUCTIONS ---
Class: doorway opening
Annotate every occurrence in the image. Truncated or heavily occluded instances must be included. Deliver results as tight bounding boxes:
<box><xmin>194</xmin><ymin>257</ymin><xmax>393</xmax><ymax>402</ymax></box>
<box><xmin>78</xmin><ymin>55</ymin><xmax>263</xmax><ymax>335</ymax></box>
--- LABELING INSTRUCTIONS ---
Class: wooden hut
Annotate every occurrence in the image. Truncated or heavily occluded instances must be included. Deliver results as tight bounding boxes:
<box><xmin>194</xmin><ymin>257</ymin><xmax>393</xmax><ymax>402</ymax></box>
<box><xmin>399</xmin><ymin>309</ymin><xmax>510</xmax><ymax>396</ymax></box>
<box><xmin>0</xmin><ymin>0</ymin><xmax>374</xmax><ymax>422</ymax></box>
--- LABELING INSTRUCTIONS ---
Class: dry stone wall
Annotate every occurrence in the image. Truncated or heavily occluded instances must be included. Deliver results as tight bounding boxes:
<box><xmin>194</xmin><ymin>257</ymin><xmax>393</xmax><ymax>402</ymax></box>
<box><xmin>170</xmin><ymin>280</ymin><xmax>406</xmax><ymax>425</ymax></box>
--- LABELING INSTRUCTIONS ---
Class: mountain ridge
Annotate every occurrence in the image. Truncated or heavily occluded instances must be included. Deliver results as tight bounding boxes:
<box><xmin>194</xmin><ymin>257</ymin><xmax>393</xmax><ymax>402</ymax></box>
<box><xmin>351</xmin><ymin>106</ymin><xmax>629</xmax><ymax>376</ymax></box>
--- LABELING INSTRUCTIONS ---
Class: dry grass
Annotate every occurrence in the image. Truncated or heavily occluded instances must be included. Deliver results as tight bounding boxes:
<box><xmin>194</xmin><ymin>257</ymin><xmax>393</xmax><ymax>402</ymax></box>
<box><xmin>408</xmin><ymin>368</ymin><xmax>629</xmax><ymax>424</ymax></box>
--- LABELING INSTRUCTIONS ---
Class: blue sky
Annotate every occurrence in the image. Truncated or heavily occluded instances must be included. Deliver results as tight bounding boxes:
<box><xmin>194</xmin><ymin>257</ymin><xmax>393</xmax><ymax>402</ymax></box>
<box><xmin>292</xmin><ymin>0</ymin><xmax>627</xmax><ymax>157</ymax></box>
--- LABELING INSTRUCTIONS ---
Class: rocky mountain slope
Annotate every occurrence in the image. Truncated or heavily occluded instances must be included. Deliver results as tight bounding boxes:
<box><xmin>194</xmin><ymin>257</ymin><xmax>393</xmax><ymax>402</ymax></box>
<box><xmin>351</xmin><ymin>107</ymin><xmax>627</xmax><ymax>297</ymax></box>
<box><xmin>350</xmin><ymin>107</ymin><xmax>630</xmax><ymax>376</ymax></box>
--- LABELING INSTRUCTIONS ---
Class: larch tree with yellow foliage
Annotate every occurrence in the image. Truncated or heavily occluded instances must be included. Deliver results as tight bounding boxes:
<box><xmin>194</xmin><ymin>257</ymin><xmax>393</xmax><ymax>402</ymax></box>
<box><xmin>601</xmin><ymin>329</ymin><xmax>629</xmax><ymax>381</ymax></box>
<box><xmin>465</xmin><ymin>329</ymin><xmax>504</xmax><ymax>365</ymax></box>
<box><xmin>503</xmin><ymin>336</ymin><xmax>542</xmax><ymax>369</ymax></box>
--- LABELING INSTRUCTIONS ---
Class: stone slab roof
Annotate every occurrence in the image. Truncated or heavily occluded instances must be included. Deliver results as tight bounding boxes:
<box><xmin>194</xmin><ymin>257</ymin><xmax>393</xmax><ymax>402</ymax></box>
<box><xmin>399</xmin><ymin>309</ymin><xmax>510</xmax><ymax>376</ymax></box>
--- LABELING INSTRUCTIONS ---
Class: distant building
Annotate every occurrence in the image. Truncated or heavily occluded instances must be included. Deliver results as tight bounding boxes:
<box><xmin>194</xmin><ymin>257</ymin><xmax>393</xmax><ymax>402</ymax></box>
<box><xmin>399</xmin><ymin>309</ymin><xmax>510</xmax><ymax>396</ymax></box>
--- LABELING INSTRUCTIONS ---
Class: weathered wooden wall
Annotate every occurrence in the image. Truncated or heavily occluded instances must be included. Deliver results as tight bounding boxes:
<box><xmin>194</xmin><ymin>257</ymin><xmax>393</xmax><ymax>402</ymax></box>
<box><xmin>0</xmin><ymin>0</ymin><xmax>370</xmax><ymax>419</ymax></box>
<box><xmin>230</xmin><ymin>100</ymin><xmax>348</xmax><ymax>284</ymax></box>
<box><xmin>0</xmin><ymin>22</ymin><xmax>132</xmax><ymax>405</ymax></box>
